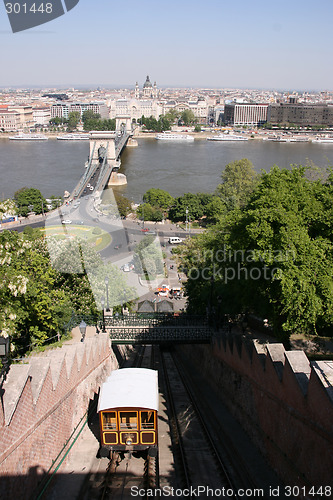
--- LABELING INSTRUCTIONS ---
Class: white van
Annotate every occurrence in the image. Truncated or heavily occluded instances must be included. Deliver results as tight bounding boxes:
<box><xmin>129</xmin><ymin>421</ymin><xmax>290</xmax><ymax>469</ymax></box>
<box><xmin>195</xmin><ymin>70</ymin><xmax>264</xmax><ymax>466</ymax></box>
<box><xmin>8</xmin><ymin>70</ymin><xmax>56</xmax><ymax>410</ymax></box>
<box><xmin>168</xmin><ymin>237</ymin><xmax>183</xmax><ymax>244</ymax></box>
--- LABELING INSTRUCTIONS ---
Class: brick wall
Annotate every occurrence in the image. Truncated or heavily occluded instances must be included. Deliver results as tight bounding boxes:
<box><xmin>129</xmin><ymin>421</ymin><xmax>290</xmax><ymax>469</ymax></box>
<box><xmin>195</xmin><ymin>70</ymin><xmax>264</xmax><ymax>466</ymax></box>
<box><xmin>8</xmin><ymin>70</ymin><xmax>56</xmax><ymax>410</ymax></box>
<box><xmin>180</xmin><ymin>333</ymin><xmax>333</xmax><ymax>489</ymax></box>
<box><xmin>0</xmin><ymin>335</ymin><xmax>129</xmax><ymax>500</ymax></box>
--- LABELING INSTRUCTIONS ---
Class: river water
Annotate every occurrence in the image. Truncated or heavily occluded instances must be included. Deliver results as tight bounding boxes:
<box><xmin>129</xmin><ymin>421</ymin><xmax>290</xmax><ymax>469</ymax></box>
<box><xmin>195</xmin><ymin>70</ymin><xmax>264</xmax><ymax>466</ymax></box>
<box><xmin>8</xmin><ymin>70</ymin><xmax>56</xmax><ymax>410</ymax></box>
<box><xmin>1</xmin><ymin>137</ymin><xmax>333</xmax><ymax>202</ymax></box>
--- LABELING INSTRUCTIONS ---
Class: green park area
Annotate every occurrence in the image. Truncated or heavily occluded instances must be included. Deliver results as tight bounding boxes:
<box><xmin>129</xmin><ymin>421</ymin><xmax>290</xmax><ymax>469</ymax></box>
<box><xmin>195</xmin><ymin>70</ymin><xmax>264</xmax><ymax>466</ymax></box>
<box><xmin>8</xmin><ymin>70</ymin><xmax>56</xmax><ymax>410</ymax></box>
<box><xmin>41</xmin><ymin>225</ymin><xmax>112</xmax><ymax>252</ymax></box>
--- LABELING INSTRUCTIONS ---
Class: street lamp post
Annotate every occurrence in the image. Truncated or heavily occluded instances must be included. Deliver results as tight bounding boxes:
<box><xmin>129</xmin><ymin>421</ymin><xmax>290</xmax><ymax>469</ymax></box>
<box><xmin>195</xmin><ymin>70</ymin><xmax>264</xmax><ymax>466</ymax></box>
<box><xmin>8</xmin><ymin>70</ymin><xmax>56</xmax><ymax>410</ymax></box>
<box><xmin>142</xmin><ymin>201</ymin><xmax>145</xmax><ymax>229</ymax></box>
<box><xmin>105</xmin><ymin>277</ymin><xmax>110</xmax><ymax>311</ymax></box>
<box><xmin>79</xmin><ymin>320</ymin><xmax>87</xmax><ymax>342</ymax></box>
<box><xmin>101</xmin><ymin>296</ymin><xmax>106</xmax><ymax>333</ymax></box>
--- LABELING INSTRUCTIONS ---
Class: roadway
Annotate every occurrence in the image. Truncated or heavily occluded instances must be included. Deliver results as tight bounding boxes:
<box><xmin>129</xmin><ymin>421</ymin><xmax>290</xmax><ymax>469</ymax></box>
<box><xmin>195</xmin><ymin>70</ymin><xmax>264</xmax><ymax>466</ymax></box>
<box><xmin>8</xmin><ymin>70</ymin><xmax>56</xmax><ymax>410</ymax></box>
<box><xmin>1</xmin><ymin>196</ymin><xmax>203</xmax><ymax>309</ymax></box>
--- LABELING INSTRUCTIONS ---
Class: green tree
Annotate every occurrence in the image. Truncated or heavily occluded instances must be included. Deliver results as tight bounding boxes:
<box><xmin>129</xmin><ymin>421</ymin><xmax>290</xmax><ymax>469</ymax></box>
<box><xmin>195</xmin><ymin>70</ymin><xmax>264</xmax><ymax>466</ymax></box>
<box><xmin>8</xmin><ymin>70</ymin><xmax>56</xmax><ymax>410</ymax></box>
<box><xmin>83</xmin><ymin>118</ymin><xmax>115</xmax><ymax>131</ymax></box>
<box><xmin>169</xmin><ymin>193</ymin><xmax>215</xmax><ymax>222</ymax></box>
<box><xmin>181</xmin><ymin>165</ymin><xmax>333</xmax><ymax>344</ymax></box>
<box><xmin>216</xmin><ymin>158</ymin><xmax>258</xmax><ymax>209</ymax></box>
<box><xmin>180</xmin><ymin>110</ymin><xmax>196</xmax><ymax>126</ymax></box>
<box><xmin>67</xmin><ymin>111</ymin><xmax>81</xmax><ymax>130</ymax></box>
<box><xmin>137</xmin><ymin>203</ymin><xmax>163</xmax><ymax>222</ymax></box>
<box><xmin>114</xmin><ymin>192</ymin><xmax>132</xmax><ymax>218</ymax></box>
<box><xmin>133</xmin><ymin>235</ymin><xmax>164</xmax><ymax>278</ymax></box>
<box><xmin>49</xmin><ymin>116</ymin><xmax>67</xmax><ymax>126</ymax></box>
<box><xmin>205</xmin><ymin>196</ymin><xmax>227</xmax><ymax>224</ymax></box>
<box><xmin>164</xmin><ymin>109</ymin><xmax>179</xmax><ymax>124</ymax></box>
<box><xmin>14</xmin><ymin>187</ymin><xmax>47</xmax><ymax>217</ymax></box>
<box><xmin>143</xmin><ymin>188</ymin><xmax>174</xmax><ymax>211</ymax></box>
<box><xmin>82</xmin><ymin>110</ymin><xmax>101</xmax><ymax>122</ymax></box>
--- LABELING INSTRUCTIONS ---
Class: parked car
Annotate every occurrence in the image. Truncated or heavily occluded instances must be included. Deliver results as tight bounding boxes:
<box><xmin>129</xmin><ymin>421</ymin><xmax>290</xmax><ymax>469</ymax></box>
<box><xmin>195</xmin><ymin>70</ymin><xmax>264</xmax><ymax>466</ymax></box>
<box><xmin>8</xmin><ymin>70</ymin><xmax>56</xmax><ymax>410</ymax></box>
<box><xmin>169</xmin><ymin>237</ymin><xmax>183</xmax><ymax>244</ymax></box>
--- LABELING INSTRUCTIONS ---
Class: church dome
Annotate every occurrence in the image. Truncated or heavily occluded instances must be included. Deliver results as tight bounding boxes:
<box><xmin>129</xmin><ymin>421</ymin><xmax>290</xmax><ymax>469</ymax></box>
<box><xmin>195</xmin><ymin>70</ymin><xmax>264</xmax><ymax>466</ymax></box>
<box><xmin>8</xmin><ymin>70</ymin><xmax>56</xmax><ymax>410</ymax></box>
<box><xmin>143</xmin><ymin>75</ymin><xmax>153</xmax><ymax>88</ymax></box>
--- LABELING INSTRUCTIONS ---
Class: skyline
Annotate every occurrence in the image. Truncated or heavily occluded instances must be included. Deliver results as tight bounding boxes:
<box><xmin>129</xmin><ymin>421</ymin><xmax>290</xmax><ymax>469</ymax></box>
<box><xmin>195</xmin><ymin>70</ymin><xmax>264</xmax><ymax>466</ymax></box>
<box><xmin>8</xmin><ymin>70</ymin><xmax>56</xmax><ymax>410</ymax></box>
<box><xmin>0</xmin><ymin>0</ymin><xmax>333</xmax><ymax>90</ymax></box>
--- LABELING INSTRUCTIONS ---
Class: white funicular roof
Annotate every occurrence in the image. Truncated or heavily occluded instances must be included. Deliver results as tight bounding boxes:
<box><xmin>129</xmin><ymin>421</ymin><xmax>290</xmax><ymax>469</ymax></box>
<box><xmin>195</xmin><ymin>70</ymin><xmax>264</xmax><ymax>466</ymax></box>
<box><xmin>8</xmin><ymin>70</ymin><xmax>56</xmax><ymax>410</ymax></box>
<box><xmin>98</xmin><ymin>368</ymin><xmax>159</xmax><ymax>412</ymax></box>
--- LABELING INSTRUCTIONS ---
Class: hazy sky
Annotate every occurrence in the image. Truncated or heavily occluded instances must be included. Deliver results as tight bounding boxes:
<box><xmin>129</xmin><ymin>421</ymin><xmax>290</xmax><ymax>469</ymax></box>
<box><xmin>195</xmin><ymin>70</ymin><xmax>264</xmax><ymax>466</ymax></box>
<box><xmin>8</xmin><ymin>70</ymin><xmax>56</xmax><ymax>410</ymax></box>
<box><xmin>1</xmin><ymin>0</ymin><xmax>332</xmax><ymax>90</ymax></box>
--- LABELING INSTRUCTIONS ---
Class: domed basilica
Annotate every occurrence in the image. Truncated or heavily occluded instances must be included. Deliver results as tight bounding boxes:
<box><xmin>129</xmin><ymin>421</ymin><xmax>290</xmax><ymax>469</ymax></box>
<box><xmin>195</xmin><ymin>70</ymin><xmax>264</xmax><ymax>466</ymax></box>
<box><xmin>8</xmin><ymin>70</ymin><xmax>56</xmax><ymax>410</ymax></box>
<box><xmin>135</xmin><ymin>75</ymin><xmax>158</xmax><ymax>99</ymax></box>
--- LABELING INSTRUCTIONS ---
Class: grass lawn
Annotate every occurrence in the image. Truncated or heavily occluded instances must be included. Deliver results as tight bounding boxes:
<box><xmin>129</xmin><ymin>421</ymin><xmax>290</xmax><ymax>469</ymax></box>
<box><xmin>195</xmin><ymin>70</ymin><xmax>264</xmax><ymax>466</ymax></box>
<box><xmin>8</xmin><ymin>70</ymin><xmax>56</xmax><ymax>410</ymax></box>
<box><xmin>41</xmin><ymin>225</ymin><xmax>112</xmax><ymax>252</ymax></box>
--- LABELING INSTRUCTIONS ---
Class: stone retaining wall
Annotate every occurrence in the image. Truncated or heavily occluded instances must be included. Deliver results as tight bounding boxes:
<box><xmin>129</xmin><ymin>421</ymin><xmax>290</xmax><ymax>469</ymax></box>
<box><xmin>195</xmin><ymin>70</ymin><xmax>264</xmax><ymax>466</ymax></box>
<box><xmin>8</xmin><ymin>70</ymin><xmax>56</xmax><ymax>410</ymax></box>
<box><xmin>180</xmin><ymin>333</ymin><xmax>333</xmax><ymax>489</ymax></box>
<box><xmin>0</xmin><ymin>335</ymin><xmax>130</xmax><ymax>500</ymax></box>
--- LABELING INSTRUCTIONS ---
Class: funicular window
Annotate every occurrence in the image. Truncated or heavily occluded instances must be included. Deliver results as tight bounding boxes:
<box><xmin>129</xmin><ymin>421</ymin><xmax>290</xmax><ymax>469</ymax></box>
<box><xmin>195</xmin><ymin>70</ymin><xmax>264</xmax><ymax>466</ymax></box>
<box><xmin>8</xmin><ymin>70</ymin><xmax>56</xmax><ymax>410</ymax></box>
<box><xmin>102</xmin><ymin>411</ymin><xmax>117</xmax><ymax>430</ymax></box>
<box><xmin>140</xmin><ymin>411</ymin><xmax>155</xmax><ymax>429</ymax></box>
<box><xmin>119</xmin><ymin>411</ymin><xmax>138</xmax><ymax>429</ymax></box>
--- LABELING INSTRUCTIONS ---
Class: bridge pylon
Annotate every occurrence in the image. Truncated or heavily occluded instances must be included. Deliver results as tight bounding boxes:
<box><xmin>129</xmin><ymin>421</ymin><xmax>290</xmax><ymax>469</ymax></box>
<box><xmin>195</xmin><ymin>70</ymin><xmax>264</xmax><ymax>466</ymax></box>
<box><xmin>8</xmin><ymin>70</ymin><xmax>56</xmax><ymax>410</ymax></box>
<box><xmin>89</xmin><ymin>131</ymin><xmax>116</xmax><ymax>165</ymax></box>
<box><xmin>88</xmin><ymin>131</ymin><xmax>127</xmax><ymax>187</ymax></box>
<box><xmin>115</xmin><ymin>115</ymin><xmax>132</xmax><ymax>134</ymax></box>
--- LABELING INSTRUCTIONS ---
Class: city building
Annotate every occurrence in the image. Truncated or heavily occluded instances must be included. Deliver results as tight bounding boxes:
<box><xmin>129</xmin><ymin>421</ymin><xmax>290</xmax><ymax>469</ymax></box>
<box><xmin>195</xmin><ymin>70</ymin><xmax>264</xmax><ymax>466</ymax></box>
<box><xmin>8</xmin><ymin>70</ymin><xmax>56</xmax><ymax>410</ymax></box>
<box><xmin>33</xmin><ymin>106</ymin><xmax>51</xmax><ymax>126</ymax></box>
<box><xmin>224</xmin><ymin>103</ymin><xmax>269</xmax><ymax>126</ymax></box>
<box><xmin>267</xmin><ymin>102</ymin><xmax>333</xmax><ymax>127</ymax></box>
<box><xmin>7</xmin><ymin>105</ymin><xmax>34</xmax><ymax>128</ymax></box>
<box><xmin>108</xmin><ymin>98</ymin><xmax>163</xmax><ymax>122</ymax></box>
<box><xmin>135</xmin><ymin>75</ymin><xmax>158</xmax><ymax>99</ymax></box>
<box><xmin>50</xmin><ymin>102</ymin><xmax>109</xmax><ymax>119</ymax></box>
<box><xmin>0</xmin><ymin>108</ymin><xmax>20</xmax><ymax>131</ymax></box>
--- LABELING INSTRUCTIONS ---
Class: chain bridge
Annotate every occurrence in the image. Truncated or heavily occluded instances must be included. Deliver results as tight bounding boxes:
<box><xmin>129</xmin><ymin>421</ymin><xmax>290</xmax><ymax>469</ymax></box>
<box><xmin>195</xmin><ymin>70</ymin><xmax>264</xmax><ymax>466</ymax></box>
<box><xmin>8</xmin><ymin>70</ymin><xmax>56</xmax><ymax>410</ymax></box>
<box><xmin>70</xmin><ymin>117</ymin><xmax>133</xmax><ymax>201</ymax></box>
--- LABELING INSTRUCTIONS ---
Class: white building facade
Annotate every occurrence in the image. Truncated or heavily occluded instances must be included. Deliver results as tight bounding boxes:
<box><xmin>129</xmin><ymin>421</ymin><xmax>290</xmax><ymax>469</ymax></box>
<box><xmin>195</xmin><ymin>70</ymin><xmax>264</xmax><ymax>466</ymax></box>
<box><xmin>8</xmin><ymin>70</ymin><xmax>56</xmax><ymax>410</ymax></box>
<box><xmin>50</xmin><ymin>102</ymin><xmax>109</xmax><ymax>119</ymax></box>
<box><xmin>33</xmin><ymin>107</ymin><xmax>51</xmax><ymax>126</ymax></box>
<box><xmin>224</xmin><ymin>103</ymin><xmax>269</xmax><ymax>126</ymax></box>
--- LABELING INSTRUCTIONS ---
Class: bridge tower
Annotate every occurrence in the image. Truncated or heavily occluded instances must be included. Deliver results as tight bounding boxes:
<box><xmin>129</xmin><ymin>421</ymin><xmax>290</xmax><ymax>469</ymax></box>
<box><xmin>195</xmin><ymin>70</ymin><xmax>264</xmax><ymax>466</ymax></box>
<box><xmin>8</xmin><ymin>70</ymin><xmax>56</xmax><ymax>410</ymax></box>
<box><xmin>115</xmin><ymin>115</ymin><xmax>132</xmax><ymax>134</ymax></box>
<box><xmin>89</xmin><ymin>131</ymin><xmax>127</xmax><ymax>186</ymax></box>
<box><xmin>89</xmin><ymin>131</ymin><xmax>116</xmax><ymax>164</ymax></box>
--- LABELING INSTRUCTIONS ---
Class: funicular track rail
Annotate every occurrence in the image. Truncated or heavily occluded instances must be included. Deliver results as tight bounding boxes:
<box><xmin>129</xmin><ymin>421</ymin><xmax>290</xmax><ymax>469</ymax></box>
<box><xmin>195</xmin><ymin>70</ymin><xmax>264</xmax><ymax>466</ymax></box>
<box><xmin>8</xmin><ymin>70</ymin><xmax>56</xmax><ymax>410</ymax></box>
<box><xmin>79</xmin><ymin>344</ymin><xmax>159</xmax><ymax>500</ymax></box>
<box><xmin>160</xmin><ymin>347</ymin><xmax>245</xmax><ymax>498</ymax></box>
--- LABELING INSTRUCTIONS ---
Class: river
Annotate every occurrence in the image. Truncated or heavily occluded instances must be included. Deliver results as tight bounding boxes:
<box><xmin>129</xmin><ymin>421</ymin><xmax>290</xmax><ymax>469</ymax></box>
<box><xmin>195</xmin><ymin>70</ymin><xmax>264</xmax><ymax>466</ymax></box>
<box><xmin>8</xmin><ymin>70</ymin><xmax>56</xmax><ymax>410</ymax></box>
<box><xmin>1</xmin><ymin>137</ymin><xmax>332</xmax><ymax>202</ymax></box>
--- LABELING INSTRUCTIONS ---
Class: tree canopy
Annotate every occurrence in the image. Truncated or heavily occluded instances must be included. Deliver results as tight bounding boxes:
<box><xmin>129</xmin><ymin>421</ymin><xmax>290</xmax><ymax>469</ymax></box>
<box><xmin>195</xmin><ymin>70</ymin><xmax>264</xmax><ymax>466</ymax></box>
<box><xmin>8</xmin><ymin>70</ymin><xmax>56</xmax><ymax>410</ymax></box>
<box><xmin>180</xmin><ymin>109</ymin><xmax>197</xmax><ymax>126</ymax></box>
<box><xmin>180</xmin><ymin>164</ymin><xmax>333</xmax><ymax>344</ymax></box>
<box><xmin>83</xmin><ymin>118</ymin><xmax>116</xmax><ymax>131</ymax></box>
<box><xmin>216</xmin><ymin>158</ymin><xmax>258</xmax><ymax>209</ymax></box>
<box><xmin>14</xmin><ymin>187</ymin><xmax>47</xmax><ymax>217</ymax></box>
<box><xmin>133</xmin><ymin>235</ymin><xmax>164</xmax><ymax>279</ymax></box>
<box><xmin>0</xmin><ymin>229</ymin><xmax>136</xmax><ymax>355</ymax></box>
<box><xmin>143</xmin><ymin>188</ymin><xmax>174</xmax><ymax>210</ymax></box>
<box><xmin>140</xmin><ymin>115</ymin><xmax>171</xmax><ymax>132</ymax></box>
<box><xmin>67</xmin><ymin>111</ymin><xmax>81</xmax><ymax>131</ymax></box>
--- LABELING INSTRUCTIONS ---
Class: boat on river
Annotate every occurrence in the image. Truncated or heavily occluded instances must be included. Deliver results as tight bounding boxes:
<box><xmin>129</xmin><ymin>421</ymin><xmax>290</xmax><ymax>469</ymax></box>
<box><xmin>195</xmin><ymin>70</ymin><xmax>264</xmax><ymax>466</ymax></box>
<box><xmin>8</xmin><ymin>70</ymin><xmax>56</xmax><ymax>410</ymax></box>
<box><xmin>311</xmin><ymin>137</ymin><xmax>333</xmax><ymax>144</ymax></box>
<box><xmin>9</xmin><ymin>133</ymin><xmax>48</xmax><ymax>141</ymax></box>
<box><xmin>57</xmin><ymin>133</ymin><xmax>90</xmax><ymax>140</ymax></box>
<box><xmin>155</xmin><ymin>133</ymin><xmax>194</xmax><ymax>142</ymax></box>
<box><xmin>207</xmin><ymin>134</ymin><xmax>248</xmax><ymax>141</ymax></box>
